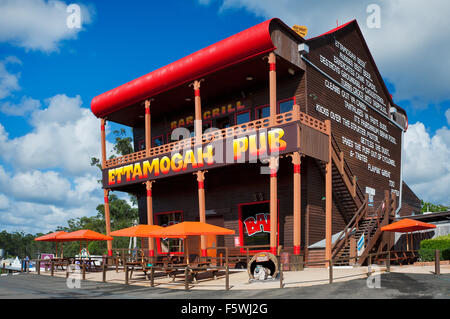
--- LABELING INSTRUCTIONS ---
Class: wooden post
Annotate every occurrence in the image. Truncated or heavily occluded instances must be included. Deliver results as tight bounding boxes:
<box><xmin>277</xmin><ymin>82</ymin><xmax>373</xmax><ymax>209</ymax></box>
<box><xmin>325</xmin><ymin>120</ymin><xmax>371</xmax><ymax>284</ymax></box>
<box><xmin>51</xmin><ymin>261</ymin><xmax>54</xmax><ymax>276</ymax></box>
<box><xmin>270</xmin><ymin>156</ymin><xmax>278</xmax><ymax>255</ymax></box>
<box><xmin>291</xmin><ymin>152</ymin><xmax>302</xmax><ymax>255</ymax></box>
<box><xmin>100</xmin><ymin>119</ymin><xmax>112</xmax><ymax>256</ymax></box>
<box><xmin>125</xmin><ymin>264</ymin><xmax>129</xmax><ymax>285</ymax></box>
<box><xmin>435</xmin><ymin>250</ymin><xmax>440</xmax><ymax>275</ymax></box>
<box><xmin>144</xmin><ymin>99</ymin><xmax>152</xmax><ymax>157</ymax></box>
<box><xmin>37</xmin><ymin>260</ymin><xmax>40</xmax><ymax>275</ymax></box>
<box><xmin>104</xmin><ymin>189</ymin><xmax>112</xmax><ymax>256</ymax></box>
<box><xmin>100</xmin><ymin>118</ymin><xmax>107</xmax><ymax>168</ymax></box>
<box><xmin>185</xmin><ymin>266</ymin><xmax>190</xmax><ymax>291</ymax></box>
<box><xmin>325</xmin><ymin>120</ymin><xmax>332</xmax><ymax>261</ymax></box>
<box><xmin>195</xmin><ymin>171</ymin><xmax>207</xmax><ymax>257</ymax></box>
<box><xmin>145</xmin><ymin>180</ymin><xmax>155</xmax><ymax>257</ymax></box>
<box><xmin>102</xmin><ymin>260</ymin><xmax>107</xmax><ymax>282</ymax></box>
<box><xmin>349</xmin><ymin>237</ymin><xmax>356</xmax><ymax>265</ymax></box>
<box><xmin>65</xmin><ymin>261</ymin><xmax>69</xmax><ymax>278</ymax></box>
<box><xmin>225</xmin><ymin>247</ymin><xmax>229</xmax><ymax>290</ymax></box>
<box><xmin>268</xmin><ymin>52</ymin><xmax>277</xmax><ymax>124</ymax></box>
<box><xmin>225</xmin><ymin>264</ymin><xmax>230</xmax><ymax>291</ymax></box>
<box><xmin>386</xmin><ymin>251</ymin><xmax>391</xmax><ymax>273</ymax></box>
<box><xmin>150</xmin><ymin>266</ymin><xmax>155</xmax><ymax>287</ymax></box>
<box><xmin>329</xmin><ymin>259</ymin><xmax>333</xmax><ymax>284</ymax></box>
<box><xmin>279</xmin><ymin>257</ymin><xmax>284</xmax><ymax>288</ymax></box>
<box><xmin>292</xmin><ymin>97</ymin><xmax>300</xmax><ymax>120</ymax></box>
<box><xmin>82</xmin><ymin>262</ymin><xmax>86</xmax><ymax>280</ymax></box>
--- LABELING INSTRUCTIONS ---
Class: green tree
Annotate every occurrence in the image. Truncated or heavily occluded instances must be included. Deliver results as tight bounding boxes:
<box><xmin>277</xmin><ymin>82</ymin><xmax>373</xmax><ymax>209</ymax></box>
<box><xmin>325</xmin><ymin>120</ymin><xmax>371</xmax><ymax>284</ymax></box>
<box><xmin>420</xmin><ymin>200</ymin><xmax>449</xmax><ymax>213</ymax></box>
<box><xmin>90</xmin><ymin>128</ymin><xmax>137</xmax><ymax>204</ymax></box>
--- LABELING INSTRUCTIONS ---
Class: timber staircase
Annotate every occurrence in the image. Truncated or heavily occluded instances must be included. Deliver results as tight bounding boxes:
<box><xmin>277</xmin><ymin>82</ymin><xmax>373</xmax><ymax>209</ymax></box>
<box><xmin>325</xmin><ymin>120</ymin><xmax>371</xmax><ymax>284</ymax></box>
<box><xmin>310</xmin><ymin>133</ymin><xmax>396</xmax><ymax>267</ymax></box>
<box><xmin>332</xmin><ymin>190</ymin><xmax>397</xmax><ymax>266</ymax></box>
<box><xmin>318</xmin><ymin>134</ymin><xmax>365</xmax><ymax>223</ymax></box>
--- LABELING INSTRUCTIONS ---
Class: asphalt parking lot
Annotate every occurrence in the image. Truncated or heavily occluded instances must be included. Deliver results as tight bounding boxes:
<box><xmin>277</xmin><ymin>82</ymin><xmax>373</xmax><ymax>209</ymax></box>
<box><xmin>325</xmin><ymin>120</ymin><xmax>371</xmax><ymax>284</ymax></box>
<box><xmin>0</xmin><ymin>272</ymin><xmax>449</xmax><ymax>299</ymax></box>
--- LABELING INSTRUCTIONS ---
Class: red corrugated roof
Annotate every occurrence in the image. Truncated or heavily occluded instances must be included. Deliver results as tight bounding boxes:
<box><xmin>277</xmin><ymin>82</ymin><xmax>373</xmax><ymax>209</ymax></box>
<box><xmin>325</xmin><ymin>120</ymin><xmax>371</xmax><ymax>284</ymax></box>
<box><xmin>91</xmin><ymin>19</ymin><xmax>286</xmax><ymax>118</ymax></box>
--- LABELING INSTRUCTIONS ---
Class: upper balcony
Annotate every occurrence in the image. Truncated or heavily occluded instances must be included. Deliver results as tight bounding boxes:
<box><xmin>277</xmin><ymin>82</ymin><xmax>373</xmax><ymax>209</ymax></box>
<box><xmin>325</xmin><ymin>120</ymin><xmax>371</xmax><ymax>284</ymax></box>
<box><xmin>101</xmin><ymin>106</ymin><xmax>330</xmax><ymax>190</ymax></box>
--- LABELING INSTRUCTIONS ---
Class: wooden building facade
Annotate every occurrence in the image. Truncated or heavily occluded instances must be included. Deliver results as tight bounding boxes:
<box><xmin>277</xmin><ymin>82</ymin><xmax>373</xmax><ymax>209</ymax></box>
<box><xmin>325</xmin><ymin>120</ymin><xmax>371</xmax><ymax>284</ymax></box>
<box><xmin>90</xmin><ymin>18</ymin><xmax>417</xmax><ymax>265</ymax></box>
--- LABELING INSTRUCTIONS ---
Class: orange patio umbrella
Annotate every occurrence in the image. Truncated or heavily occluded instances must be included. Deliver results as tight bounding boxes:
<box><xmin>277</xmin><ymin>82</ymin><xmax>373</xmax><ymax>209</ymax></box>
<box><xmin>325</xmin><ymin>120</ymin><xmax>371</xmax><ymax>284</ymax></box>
<box><xmin>34</xmin><ymin>231</ymin><xmax>69</xmax><ymax>242</ymax></box>
<box><xmin>110</xmin><ymin>225</ymin><xmax>165</xmax><ymax>257</ymax></box>
<box><xmin>58</xmin><ymin>229</ymin><xmax>113</xmax><ymax>241</ymax></box>
<box><xmin>34</xmin><ymin>231</ymin><xmax>69</xmax><ymax>258</ymax></box>
<box><xmin>57</xmin><ymin>230</ymin><xmax>113</xmax><ymax>256</ymax></box>
<box><xmin>381</xmin><ymin>218</ymin><xmax>436</xmax><ymax>251</ymax></box>
<box><xmin>147</xmin><ymin>221</ymin><xmax>235</xmax><ymax>263</ymax></box>
<box><xmin>110</xmin><ymin>225</ymin><xmax>164</xmax><ymax>237</ymax></box>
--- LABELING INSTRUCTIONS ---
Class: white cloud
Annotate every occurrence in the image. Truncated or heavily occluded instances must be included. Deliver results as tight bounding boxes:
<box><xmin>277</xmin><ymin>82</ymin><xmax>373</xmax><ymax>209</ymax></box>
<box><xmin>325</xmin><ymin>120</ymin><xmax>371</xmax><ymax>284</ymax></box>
<box><xmin>0</xmin><ymin>193</ymin><xmax>10</xmax><ymax>210</ymax></box>
<box><xmin>0</xmin><ymin>91</ymin><xmax>121</xmax><ymax>234</ymax></box>
<box><xmin>217</xmin><ymin>0</ymin><xmax>450</xmax><ymax>109</ymax></box>
<box><xmin>0</xmin><ymin>94</ymin><xmax>114</xmax><ymax>175</ymax></box>
<box><xmin>0</xmin><ymin>163</ymin><xmax>105</xmax><ymax>233</ymax></box>
<box><xmin>403</xmin><ymin>122</ymin><xmax>450</xmax><ymax>205</ymax></box>
<box><xmin>0</xmin><ymin>56</ymin><xmax>21</xmax><ymax>99</ymax></box>
<box><xmin>0</xmin><ymin>96</ymin><xmax>41</xmax><ymax>116</ymax></box>
<box><xmin>0</xmin><ymin>0</ymin><xmax>94</xmax><ymax>53</ymax></box>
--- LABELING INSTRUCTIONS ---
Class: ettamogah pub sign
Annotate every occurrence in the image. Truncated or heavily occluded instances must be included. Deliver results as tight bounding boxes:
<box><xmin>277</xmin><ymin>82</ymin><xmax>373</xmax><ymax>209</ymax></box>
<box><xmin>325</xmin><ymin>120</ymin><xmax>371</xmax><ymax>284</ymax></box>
<box><xmin>103</xmin><ymin>123</ymin><xmax>299</xmax><ymax>188</ymax></box>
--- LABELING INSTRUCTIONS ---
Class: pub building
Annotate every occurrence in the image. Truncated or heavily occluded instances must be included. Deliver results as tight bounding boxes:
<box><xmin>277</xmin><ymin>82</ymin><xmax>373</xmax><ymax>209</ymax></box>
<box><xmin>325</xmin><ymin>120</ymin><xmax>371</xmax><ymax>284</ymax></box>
<box><xmin>91</xmin><ymin>18</ymin><xmax>419</xmax><ymax>266</ymax></box>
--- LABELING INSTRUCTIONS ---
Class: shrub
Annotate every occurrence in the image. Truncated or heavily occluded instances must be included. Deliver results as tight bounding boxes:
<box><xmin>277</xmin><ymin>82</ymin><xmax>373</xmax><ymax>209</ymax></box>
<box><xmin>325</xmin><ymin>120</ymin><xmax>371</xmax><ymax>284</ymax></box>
<box><xmin>419</xmin><ymin>235</ymin><xmax>450</xmax><ymax>261</ymax></box>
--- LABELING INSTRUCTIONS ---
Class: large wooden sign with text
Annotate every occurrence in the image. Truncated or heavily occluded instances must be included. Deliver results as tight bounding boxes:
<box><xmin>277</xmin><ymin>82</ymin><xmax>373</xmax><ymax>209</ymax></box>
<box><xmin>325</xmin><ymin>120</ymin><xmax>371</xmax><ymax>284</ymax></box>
<box><xmin>307</xmin><ymin>26</ymin><xmax>403</xmax><ymax>202</ymax></box>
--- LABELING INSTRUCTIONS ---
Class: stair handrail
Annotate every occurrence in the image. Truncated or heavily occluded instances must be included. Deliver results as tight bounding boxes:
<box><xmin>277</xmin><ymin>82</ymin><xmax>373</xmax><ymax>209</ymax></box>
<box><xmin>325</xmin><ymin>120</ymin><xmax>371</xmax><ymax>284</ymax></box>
<box><xmin>330</xmin><ymin>134</ymin><xmax>365</xmax><ymax>203</ymax></box>
<box><xmin>358</xmin><ymin>193</ymin><xmax>392</xmax><ymax>265</ymax></box>
<box><xmin>331</xmin><ymin>194</ymin><xmax>369</xmax><ymax>258</ymax></box>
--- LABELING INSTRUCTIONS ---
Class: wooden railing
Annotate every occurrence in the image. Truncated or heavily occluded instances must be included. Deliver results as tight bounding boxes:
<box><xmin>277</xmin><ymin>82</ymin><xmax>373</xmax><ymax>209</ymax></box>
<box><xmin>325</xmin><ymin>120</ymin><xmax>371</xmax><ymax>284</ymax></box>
<box><xmin>331</xmin><ymin>194</ymin><xmax>369</xmax><ymax>259</ymax></box>
<box><xmin>357</xmin><ymin>192</ymin><xmax>395</xmax><ymax>265</ymax></box>
<box><xmin>104</xmin><ymin>108</ymin><xmax>328</xmax><ymax>169</ymax></box>
<box><xmin>330</xmin><ymin>134</ymin><xmax>364</xmax><ymax>204</ymax></box>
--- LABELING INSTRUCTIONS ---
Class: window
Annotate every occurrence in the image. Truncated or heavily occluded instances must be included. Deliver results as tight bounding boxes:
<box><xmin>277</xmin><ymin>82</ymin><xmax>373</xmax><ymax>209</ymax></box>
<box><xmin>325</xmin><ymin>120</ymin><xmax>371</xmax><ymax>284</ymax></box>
<box><xmin>235</xmin><ymin>110</ymin><xmax>251</xmax><ymax>125</ymax></box>
<box><xmin>155</xmin><ymin>211</ymin><xmax>184</xmax><ymax>255</ymax></box>
<box><xmin>278</xmin><ymin>98</ymin><xmax>294</xmax><ymax>113</ymax></box>
<box><xmin>152</xmin><ymin>135</ymin><xmax>164</xmax><ymax>147</ymax></box>
<box><xmin>138</xmin><ymin>139</ymin><xmax>145</xmax><ymax>151</ymax></box>
<box><xmin>238</xmin><ymin>201</ymin><xmax>279</xmax><ymax>253</ymax></box>
<box><xmin>215</xmin><ymin>116</ymin><xmax>232</xmax><ymax>129</ymax></box>
<box><xmin>255</xmin><ymin>105</ymin><xmax>270</xmax><ymax>119</ymax></box>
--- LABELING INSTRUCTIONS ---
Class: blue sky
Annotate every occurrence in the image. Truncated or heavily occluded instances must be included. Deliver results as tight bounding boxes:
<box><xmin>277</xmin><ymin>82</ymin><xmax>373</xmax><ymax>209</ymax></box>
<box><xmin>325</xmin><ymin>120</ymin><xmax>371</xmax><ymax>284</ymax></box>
<box><xmin>0</xmin><ymin>0</ymin><xmax>449</xmax><ymax>234</ymax></box>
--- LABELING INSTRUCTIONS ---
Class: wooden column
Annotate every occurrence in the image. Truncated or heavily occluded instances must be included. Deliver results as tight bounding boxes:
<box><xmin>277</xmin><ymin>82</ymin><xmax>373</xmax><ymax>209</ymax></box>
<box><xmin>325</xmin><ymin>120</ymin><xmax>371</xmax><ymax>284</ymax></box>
<box><xmin>145</xmin><ymin>181</ymin><xmax>155</xmax><ymax>257</ymax></box>
<box><xmin>192</xmin><ymin>79</ymin><xmax>203</xmax><ymax>145</ymax></box>
<box><xmin>100</xmin><ymin>118</ymin><xmax>107</xmax><ymax>168</ymax></box>
<box><xmin>325</xmin><ymin>120</ymin><xmax>332</xmax><ymax>261</ymax></box>
<box><xmin>144</xmin><ymin>99</ymin><xmax>152</xmax><ymax>157</ymax></box>
<box><xmin>104</xmin><ymin>189</ymin><xmax>112</xmax><ymax>256</ymax></box>
<box><xmin>291</xmin><ymin>152</ymin><xmax>302</xmax><ymax>255</ymax></box>
<box><xmin>270</xmin><ymin>156</ymin><xmax>278</xmax><ymax>255</ymax></box>
<box><xmin>195</xmin><ymin>171</ymin><xmax>207</xmax><ymax>257</ymax></box>
<box><xmin>100</xmin><ymin>119</ymin><xmax>112</xmax><ymax>256</ymax></box>
<box><xmin>268</xmin><ymin>52</ymin><xmax>277</xmax><ymax>124</ymax></box>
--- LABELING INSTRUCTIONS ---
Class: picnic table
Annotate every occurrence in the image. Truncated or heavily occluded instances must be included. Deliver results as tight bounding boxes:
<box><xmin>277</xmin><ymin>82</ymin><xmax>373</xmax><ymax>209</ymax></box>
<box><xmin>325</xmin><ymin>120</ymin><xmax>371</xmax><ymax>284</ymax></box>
<box><xmin>72</xmin><ymin>257</ymin><xmax>101</xmax><ymax>271</ymax></box>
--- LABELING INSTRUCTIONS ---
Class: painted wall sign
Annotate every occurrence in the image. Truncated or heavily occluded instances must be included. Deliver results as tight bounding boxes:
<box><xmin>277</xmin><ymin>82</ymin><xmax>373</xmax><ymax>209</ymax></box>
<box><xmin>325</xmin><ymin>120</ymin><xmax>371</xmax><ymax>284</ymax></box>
<box><xmin>244</xmin><ymin>213</ymin><xmax>270</xmax><ymax>236</ymax></box>
<box><xmin>307</xmin><ymin>25</ymin><xmax>402</xmax><ymax>202</ymax></box>
<box><xmin>170</xmin><ymin>101</ymin><xmax>246</xmax><ymax>129</ymax></box>
<box><xmin>103</xmin><ymin>122</ymin><xmax>299</xmax><ymax>189</ymax></box>
<box><xmin>292</xmin><ymin>25</ymin><xmax>308</xmax><ymax>38</ymax></box>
